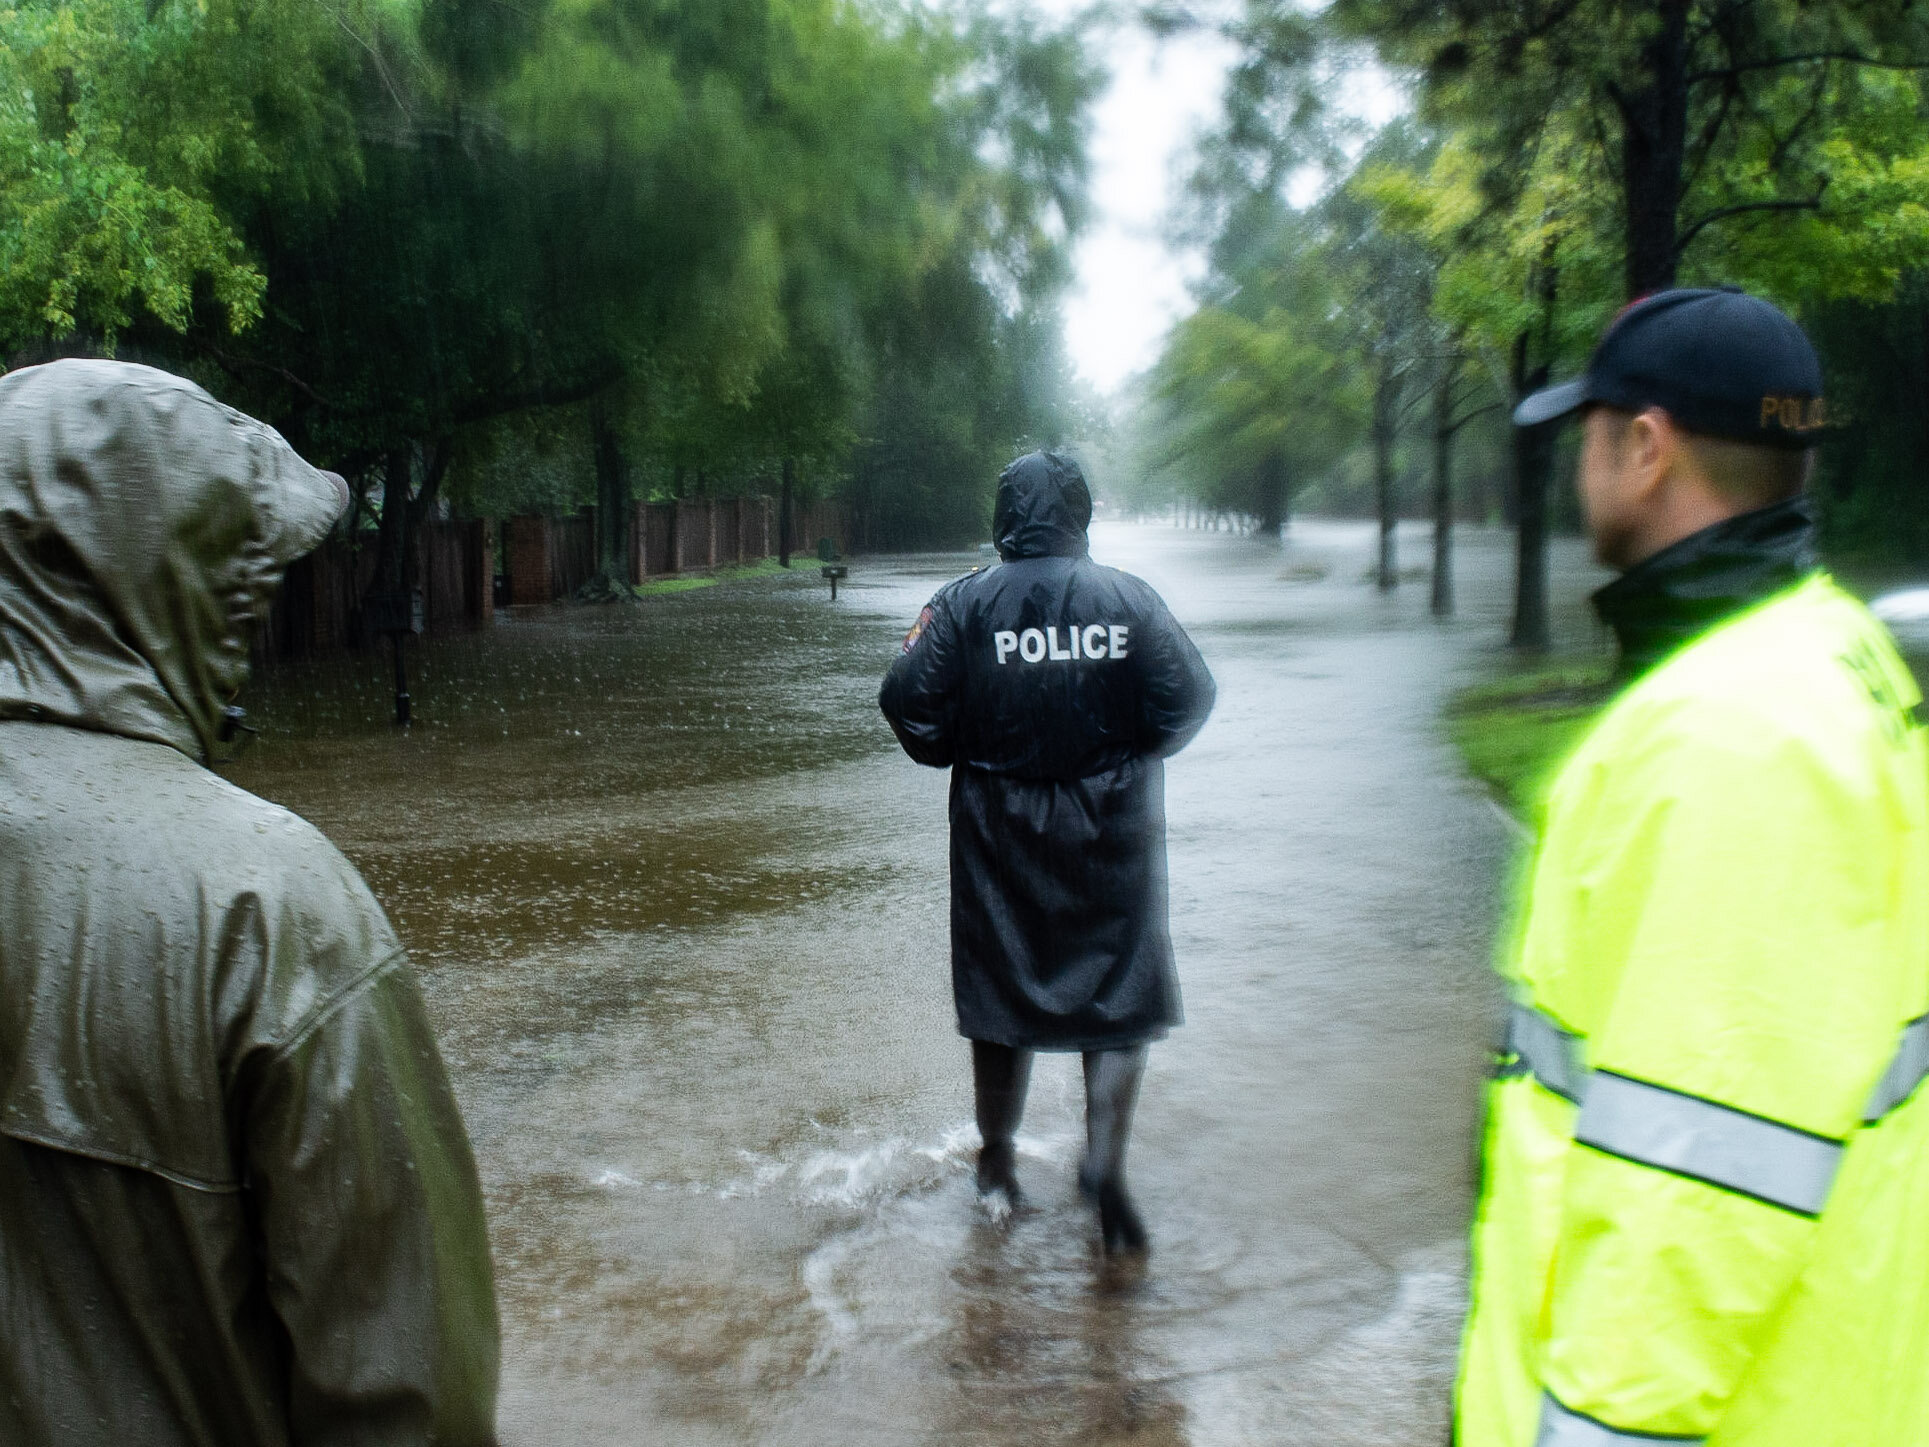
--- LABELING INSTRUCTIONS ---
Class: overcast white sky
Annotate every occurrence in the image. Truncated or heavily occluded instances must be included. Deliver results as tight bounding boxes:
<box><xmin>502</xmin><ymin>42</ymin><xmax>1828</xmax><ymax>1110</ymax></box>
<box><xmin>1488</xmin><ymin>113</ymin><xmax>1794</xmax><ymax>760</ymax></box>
<box><xmin>1058</xmin><ymin>17</ymin><xmax>1241</xmax><ymax>396</ymax></box>
<box><xmin>1031</xmin><ymin>5</ymin><xmax>1405</xmax><ymax>397</ymax></box>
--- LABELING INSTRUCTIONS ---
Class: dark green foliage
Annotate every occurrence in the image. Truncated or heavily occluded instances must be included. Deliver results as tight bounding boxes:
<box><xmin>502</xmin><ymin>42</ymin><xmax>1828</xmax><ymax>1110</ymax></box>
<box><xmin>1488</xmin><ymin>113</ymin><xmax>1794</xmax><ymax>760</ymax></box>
<box><xmin>3</xmin><ymin>0</ymin><xmax>1100</xmax><ymax>560</ymax></box>
<box><xmin>1809</xmin><ymin>278</ymin><xmax>1929</xmax><ymax>562</ymax></box>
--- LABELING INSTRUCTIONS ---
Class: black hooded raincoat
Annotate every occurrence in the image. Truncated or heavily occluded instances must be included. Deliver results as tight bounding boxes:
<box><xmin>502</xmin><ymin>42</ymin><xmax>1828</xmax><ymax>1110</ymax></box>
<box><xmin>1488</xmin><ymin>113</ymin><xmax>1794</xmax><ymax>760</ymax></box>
<box><xmin>0</xmin><ymin>361</ymin><xmax>498</xmax><ymax>1446</ymax></box>
<box><xmin>879</xmin><ymin>453</ymin><xmax>1216</xmax><ymax>1050</ymax></box>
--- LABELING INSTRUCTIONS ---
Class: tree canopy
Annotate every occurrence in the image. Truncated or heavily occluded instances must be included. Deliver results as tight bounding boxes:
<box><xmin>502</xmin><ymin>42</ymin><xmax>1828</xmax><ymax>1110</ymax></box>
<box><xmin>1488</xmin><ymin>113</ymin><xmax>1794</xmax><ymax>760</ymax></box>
<box><xmin>1137</xmin><ymin>0</ymin><xmax>1929</xmax><ymax>640</ymax></box>
<box><xmin>0</xmin><ymin>0</ymin><xmax>1099</xmax><ymax>574</ymax></box>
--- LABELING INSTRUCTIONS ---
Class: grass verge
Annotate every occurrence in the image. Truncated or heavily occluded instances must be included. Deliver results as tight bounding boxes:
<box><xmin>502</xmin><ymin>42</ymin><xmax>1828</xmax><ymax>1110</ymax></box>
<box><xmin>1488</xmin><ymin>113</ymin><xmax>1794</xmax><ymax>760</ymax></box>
<box><xmin>633</xmin><ymin>557</ymin><xmax>792</xmax><ymax>597</ymax></box>
<box><xmin>1445</xmin><ymin>663</ymin><xmax>1614</xmax><ymax>819</ymax></box>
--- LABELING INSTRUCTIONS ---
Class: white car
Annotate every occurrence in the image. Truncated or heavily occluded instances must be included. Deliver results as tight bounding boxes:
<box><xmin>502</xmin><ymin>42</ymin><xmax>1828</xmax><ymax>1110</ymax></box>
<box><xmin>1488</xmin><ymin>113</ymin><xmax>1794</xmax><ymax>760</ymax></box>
<box><xmin>1871</xmin><ymin>589</ymin><xmax>1929</xmax><ymax>654</ymax></box>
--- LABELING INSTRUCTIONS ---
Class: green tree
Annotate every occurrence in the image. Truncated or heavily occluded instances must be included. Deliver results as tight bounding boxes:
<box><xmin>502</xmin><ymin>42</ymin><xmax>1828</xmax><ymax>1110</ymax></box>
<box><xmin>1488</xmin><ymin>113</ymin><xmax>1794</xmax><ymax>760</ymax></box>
<box><xmin>1147</xmin><ymin>235</ymin><xmax>1363</xmax><ymax>538</ymax></box>
<box><xmin>1173</xmin><ymin>0</ymin><xmax>1929</xmax><ymax>643</ymax></box>
<box><xmin>0</xmin><ymin>0</ymin><xmax>401</xmax><ymax>350</ymax></box>
<box><xmin>2</xmin><ymin>0</ymin><xmax>1103</xmax><ymax>594</ymax></box>
<box><xmin>1332</xmin><ymin>0</ymin><xmax>1929</xmax><ymax>298</ymax></box>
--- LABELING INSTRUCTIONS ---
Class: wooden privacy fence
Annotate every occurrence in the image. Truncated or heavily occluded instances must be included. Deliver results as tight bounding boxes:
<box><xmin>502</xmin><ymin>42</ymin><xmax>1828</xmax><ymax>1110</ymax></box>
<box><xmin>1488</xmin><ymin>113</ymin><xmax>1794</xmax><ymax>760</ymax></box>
<box><xmin>254</xmin><ymin>495</ymin><xmax>852</xmax><ymax>664</ymax></box>
<box><xmin>509</xmin><ymin>496</ymin><xmax>848</xmax><ymax>606</ymax></box>
<box><xmin>504</xmin><ymin>512</ymin><xmax>596</xmax><ymax>606</ymax></box>
<box><xmin>631</xmin><ymin>498</ymin><xmax>766</xmax><ymax>577</ymax></box>
<box><xmin>257</xmin><ymin>519</ymin><xmax>492</xmax><ymax>665</ymax></box>
<box><xmin>642</xmin><ymin>497</ymin><xmax>773</xmax><ymax>580</ymax></box>
<box><xmin>787</xmin><ymin>500</ymin><xmax>847</xmax><ymax>560</ymax></box>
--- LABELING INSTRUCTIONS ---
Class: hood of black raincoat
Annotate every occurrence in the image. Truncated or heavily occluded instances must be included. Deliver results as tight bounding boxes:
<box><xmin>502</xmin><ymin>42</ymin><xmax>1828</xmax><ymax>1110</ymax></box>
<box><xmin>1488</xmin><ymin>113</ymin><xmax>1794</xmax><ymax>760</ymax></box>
<box><xmin>0</xmin><ymin>360</ymin><xmax>347</xmax><ymax>763</ymax></box>
<box><xmin>994</xmin><ymin>451</ymin><xmax>1092</xmax><ymax>561</ymax></box>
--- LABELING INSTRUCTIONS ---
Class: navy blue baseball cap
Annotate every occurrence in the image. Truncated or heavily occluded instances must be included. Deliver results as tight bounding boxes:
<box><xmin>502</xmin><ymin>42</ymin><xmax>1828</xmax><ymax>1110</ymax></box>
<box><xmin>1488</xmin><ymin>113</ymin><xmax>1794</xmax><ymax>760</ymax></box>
<box><xmin>1513</xmin><ymin>288</ymin><xmax>1826</xmax><ymax>448</ymax></box>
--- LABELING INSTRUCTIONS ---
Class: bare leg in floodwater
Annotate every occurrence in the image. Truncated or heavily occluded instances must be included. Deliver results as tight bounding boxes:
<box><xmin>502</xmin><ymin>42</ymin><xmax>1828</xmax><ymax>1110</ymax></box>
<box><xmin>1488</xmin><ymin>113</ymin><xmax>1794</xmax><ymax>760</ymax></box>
<box><xmin>1079</xmin><ymin>1045</ymin><xmax>1149</xmax><ymax>1256</ymax></box>
<box><xmin>972</xmin><ymin>1040</ymin><xmax>1032</xmax><ymax>1213</ymax></box>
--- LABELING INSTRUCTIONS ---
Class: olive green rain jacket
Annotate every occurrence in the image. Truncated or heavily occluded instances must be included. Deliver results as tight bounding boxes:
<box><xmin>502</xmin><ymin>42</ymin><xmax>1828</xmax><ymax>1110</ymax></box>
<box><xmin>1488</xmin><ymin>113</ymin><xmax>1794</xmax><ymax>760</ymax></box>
<box><xmin>1458</xmin><ymin>555</ymin><xmax>1929</xmax><ymax>1444</ymax></box>
<box><xmin>0</xmin><ymin>361</ymin><xmax>500</xmax><ymax>1445</ymax></box>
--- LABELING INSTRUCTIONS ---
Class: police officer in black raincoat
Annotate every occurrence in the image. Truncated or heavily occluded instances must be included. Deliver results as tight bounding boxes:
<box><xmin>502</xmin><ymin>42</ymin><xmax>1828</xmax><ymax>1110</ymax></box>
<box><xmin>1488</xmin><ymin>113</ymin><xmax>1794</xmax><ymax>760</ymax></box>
<box><xmin>879</xmin><ymin>451</ymin><xmax>1215</xmax><ymax>1253</ymax></box>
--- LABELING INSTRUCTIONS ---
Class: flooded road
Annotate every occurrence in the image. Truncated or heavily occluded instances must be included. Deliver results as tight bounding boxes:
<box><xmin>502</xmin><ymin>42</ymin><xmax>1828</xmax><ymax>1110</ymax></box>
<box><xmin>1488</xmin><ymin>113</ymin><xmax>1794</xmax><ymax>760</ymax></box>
<box><xmin>228</xmin><ymin>519</ymin><xmax>1609</xmax><ymax>1445</ymax></box>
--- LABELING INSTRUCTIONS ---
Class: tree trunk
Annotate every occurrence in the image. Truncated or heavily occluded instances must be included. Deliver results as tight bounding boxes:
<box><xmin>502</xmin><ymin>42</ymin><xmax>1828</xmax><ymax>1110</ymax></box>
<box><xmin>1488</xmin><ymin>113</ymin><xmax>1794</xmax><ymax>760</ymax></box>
<box><xmin>1431</xmin><ymin>360</ymin><xmax>1458</xmax><ymax>618</ymax></box>
<box><xmin>1618</xmin><ymin>0</ymin><xmax>1692</xmax><ymax>297</ymax></box>
<box><xmin>345</xmin><ymin>469</ymin><xmax>368</xmax><ymax>548</ymax></box>
<box><xmin>779</xmin><ymin>456</ymin><xmax>795</xmax><ymax>568</ymax></box>
<box><xmin>1509</xmin><ymin>247</ymin><xmax>1562</xmax><ymax>650</ymax></box>
<box><xmin>362</xmin><ymin>442</ymin><xmax>445</xmax><ymax>645</ymax></box>
<box><xmin>666</xmin><ymin>465</ymin><xmax>684</xmax><ymax>573</ymax></box>
<box><xmin>1509</xmin><ymin>331</ymin><xmax>1554</xmax><ymax>651</ymax></box>
<box><xmin>404</xmin><ymin>438</ymin><xmax>451</xmax><ymax>567</ymax></box>
<box><xmin>372</xmin><ymin>446</ymin><xmax>410</xmax><ymax>599</ymax></box>
<box><xmin>1510</xmin><ymin>427</ymin><xmax>1554</xmax><ymax>650</ymax></box>
<box><xmin>587</xmin><ymin>402</ymin><xmax>632</xmax><ymax>596</ymax></box>
<box><xmin>367</xmin><ymin>442</ymin><xmax>450</xmax><ymax>596</ymax></box>
<box><xmin>1373</xmin><ymin>357</ymin><xmax>1400</xmax><ymax>590</ymax></box>
<box><xmin>1255</xmin><ymin>453</ymin><xmax>1289</xmax><ymax>540</ymax></box>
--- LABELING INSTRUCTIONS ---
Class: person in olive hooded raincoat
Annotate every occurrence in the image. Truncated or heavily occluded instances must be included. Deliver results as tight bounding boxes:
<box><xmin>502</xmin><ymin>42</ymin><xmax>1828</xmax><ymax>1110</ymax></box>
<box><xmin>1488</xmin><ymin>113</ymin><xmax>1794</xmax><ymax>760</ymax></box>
<box><xmin>0</xmin><ymin>360</ymin><xmax>499</xmax><ymax>1446</ymax></box>
<box><xmin>879</xmin><ymin>451</ymin><xmax>1215</xmax><ymax>1253</ymax></box>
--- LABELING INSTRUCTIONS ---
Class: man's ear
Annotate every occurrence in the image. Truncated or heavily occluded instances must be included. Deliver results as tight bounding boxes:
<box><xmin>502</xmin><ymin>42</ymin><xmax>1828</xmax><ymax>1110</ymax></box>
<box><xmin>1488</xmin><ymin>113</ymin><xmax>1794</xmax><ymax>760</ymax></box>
<box><xmin>1625</xmin><ymin>407</ymin><xmax>1680</xmax><ymax>502</ymax></box>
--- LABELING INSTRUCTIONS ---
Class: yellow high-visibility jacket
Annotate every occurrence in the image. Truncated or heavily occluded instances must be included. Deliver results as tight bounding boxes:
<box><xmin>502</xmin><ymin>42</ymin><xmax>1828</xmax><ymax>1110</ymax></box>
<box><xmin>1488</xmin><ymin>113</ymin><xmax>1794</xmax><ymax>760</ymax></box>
<box><xmin>1458</xmin><ymin>573</ymin><xmax>1929</xmax><ymax>1447</ymax></box>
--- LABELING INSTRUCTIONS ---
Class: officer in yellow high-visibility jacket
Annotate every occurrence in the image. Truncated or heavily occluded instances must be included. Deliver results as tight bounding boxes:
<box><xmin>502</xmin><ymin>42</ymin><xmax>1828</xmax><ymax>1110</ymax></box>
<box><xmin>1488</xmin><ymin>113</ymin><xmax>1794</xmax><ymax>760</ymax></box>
<box><xmin>1458</xmin><ymin>289</ymin><xmax>1929</xmax><ymax>1447</ymax></box>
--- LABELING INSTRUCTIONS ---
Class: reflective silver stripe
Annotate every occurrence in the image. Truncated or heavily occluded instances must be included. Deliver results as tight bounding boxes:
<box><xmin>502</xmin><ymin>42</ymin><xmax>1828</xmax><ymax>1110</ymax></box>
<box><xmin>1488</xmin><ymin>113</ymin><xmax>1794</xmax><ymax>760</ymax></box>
<box><xmin>1864</xmin><ymin>1013</ymin><xmax>1929</xmax><ymax>1123</ymax></box>
<box><xmin>1506</xmin><ymin>1002</ymin><xmax>1586</xmax><ymax>1104</ymax></box>
<box><xmin>1576</xmin><ymin>1072</ymin><xmax>1843</xmax><ymax>1216</ymax></box>
<box><xmin>1537</xmin><ymin>1394</ymin><xmax>1704</xmax><ymax>1446</ymax></box>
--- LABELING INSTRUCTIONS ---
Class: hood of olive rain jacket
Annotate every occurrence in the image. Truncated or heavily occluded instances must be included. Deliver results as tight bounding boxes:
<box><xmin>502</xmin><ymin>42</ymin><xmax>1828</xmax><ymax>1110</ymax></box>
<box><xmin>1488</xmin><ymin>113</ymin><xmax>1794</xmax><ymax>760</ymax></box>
<box><xmin>0</xmin><ymin>361</ymin><xmax>499</xmax><ymax>1447</ymax></box>
<box><xmin>0</xmin><ymin>359</ymin><xmax>348</xmax><ymax>761</ymax></box>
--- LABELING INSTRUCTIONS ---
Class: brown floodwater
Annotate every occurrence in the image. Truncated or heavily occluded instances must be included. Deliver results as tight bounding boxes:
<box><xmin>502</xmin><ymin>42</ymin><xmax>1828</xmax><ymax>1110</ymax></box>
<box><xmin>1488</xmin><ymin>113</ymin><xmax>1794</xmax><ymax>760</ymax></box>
<box><xmin>225</xmin><ymin>519</ymin><xmax>1611</xmax><ymax>1445</ymax></box>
